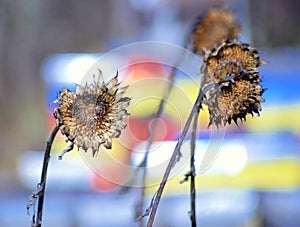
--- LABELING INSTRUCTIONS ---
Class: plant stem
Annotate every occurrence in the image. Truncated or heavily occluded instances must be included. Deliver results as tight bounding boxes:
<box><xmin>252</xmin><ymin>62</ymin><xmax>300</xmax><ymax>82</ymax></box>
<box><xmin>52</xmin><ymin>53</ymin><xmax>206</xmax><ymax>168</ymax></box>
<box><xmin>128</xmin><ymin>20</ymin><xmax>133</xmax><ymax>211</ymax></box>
<box><xmin>136</xmin><ymin>68</ymin><xmax>176</xmax><ymax>226</ymax></box>
<box><xmin>136</xmin><ymin>42</ymin><xmax>188</xmax><ymax>222</ymax></box>
<box><xmin>33</xmin><ymin>124</ymin><xmax>60</xmax><ymax>227</ymax></box>
<box><xmin>146</xmin><ymin>88</ymin><xmax>203</xmax><ymax>227</ymax></box>
<box><xmin>190</xmin><ymin>105</ymin><xmax>200</xmax><ymax>227</ymax></box>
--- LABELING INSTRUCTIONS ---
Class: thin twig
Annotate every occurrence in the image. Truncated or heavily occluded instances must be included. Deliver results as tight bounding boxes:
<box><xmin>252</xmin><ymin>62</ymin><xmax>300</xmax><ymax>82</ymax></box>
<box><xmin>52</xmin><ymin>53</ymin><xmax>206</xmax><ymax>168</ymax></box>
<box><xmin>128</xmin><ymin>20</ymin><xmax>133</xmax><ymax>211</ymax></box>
<box><xmin>135</xmin><ymin>41</ymin><xmax>189</xmax><ymax>223</ymax></box>
<box><xmin>30</xmin><ymin>124</ymin><xmax>61</xmax><ymax>227</ymax></box>
<box><xmin>135</xmin><ymin>62</ymin><xmax>176</xmax><ymax>223</ymax></box>
<box><xmin>146</xmin><ymin>87</ymin><xmax>203</xmax><ymax>227</ymax></box>
<box><xmin>190</xmin><ymin>105</ymin><xmax>200</xmax><ymax>227</ymax></box>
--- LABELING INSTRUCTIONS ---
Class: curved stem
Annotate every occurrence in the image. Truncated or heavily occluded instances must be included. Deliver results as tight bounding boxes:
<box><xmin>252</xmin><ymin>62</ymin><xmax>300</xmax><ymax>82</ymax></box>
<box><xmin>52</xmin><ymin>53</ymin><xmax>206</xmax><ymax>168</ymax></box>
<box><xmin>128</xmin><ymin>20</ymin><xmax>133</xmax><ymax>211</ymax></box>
<box><xmin>33</xmin><ymin>124</ymin><xmax>60</xmax><ymax>227</ymax></box>
<box><xmin>136</xmin><ymin>41</ymin><xmax>189</xmax><ymax>222</ymax></box>
<box><xmin>190</xmin><ymin>106</ymin><xmax>200</xmax><ymax>227</ymax></box>
<box><xmin>146</xmin><ymin>88</ymin><xmax>203</xmax><ymax>227</ymax></box>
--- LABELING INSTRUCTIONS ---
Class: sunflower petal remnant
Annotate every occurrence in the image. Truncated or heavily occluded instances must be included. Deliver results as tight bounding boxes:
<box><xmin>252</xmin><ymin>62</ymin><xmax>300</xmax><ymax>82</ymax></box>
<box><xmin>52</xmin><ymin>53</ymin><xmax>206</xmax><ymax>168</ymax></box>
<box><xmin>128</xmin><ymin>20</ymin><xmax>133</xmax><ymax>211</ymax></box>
<box><xmin>192</xmin><ymin>8</ymin><xmax>241</xmax><ymax>55</ymax></box>
<box><xmin>54</xmin><ymin>70</ymin><xmax>130</xmax><ymax>156</ymax></box>
<box><xmin>201</xmin><ymin>40</ymin><xmax>267</xmax><ymax>127</ymax></box>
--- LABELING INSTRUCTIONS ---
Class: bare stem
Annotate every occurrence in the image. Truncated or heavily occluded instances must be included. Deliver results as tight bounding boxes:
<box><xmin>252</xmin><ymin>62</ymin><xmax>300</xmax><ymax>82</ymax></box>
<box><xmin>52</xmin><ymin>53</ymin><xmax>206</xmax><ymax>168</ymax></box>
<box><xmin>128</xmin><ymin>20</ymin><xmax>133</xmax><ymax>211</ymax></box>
<box><xmin>190</xmin><ymin>105</ymin><xmax>200</xmax><ymax>227</ymax></box>
<box><xmin>136</xmin><ymin>41</ymin><xmax>189</xmax><ymax>223</ymax></box>
<box><xmin>31</xmin><ymin>124</ymin><xmax>60</xmax><ymax>227</ymax></box>
<box><xmin>146</xmin><ymin>88</ymin><xmax>203</xmax><ymax>227</ymax></box>
<box><xmin>136</xmin><ymin>60</ymin><xmax>176</xmax><ymax>222</ymax></box>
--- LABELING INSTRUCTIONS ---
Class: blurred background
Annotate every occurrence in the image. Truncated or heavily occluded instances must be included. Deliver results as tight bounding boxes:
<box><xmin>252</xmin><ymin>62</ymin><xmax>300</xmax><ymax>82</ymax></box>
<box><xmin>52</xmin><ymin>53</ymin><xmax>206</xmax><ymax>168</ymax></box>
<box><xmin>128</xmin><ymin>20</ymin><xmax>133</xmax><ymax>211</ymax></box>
<box><xmin>1</xmin><ymin>0</ymin><xmax>300</xmax><ymax>226</ymax></box>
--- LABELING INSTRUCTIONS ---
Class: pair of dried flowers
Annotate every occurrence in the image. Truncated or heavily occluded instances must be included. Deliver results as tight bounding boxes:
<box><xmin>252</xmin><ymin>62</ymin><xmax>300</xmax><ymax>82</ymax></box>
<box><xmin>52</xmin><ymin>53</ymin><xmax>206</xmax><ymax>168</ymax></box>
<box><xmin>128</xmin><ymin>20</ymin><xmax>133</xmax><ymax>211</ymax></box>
<box><xmin>145</xmin><ymin>9</ymin><xmax>268</xmax><ymax>226</ymax></box>
<box><xmin>192</xmin><ymin>8</ymin><xmax>266</xmax><ymax>127</ymax></box>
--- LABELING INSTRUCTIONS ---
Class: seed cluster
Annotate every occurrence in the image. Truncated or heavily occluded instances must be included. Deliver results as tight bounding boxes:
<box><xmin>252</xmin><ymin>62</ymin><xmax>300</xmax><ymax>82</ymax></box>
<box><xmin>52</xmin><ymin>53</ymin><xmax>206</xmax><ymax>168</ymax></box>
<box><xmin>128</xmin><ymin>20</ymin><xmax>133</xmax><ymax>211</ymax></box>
<box><xmin>201</xmin><ymin>40</ymin><xmax>266</xmax><ymax>127</ymax></box>
<box><xmin>54</xmin><ymin>71</ymin><xmax>130</xmax><ymax>155</ymax></box>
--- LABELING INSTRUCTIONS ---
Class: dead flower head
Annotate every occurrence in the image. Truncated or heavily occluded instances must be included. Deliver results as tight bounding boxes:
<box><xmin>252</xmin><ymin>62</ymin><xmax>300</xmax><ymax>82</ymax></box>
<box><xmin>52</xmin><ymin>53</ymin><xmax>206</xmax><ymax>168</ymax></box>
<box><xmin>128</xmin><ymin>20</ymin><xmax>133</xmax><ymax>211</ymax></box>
<box><xmin>201</xmin><ymin>40</ymin><xmax>266</xmax><ymax>84</ymax></box>
<box><xmin>54</xmin><ymin>70</ymin><xmax>130</xmax><ymax>155</ymax></box>
<box><xmin>202</xmin><ymin>40</ymin><xmax>267</xmax><ymax>127</ymax></box>
<box><xmin>192</xmin><ymin>8</ymin><xmax>241</xmax><ymax>55</ymax></box>
<box><xmin>207</xmin><ymin>71</ymin><xmax>266</xmax><ymax>127</ymax></box>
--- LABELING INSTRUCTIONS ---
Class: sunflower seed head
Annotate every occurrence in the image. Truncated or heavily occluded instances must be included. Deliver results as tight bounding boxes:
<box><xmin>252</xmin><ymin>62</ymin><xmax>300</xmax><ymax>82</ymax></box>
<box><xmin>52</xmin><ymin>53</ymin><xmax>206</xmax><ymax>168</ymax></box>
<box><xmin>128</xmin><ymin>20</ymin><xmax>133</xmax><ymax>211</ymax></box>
<box><xmin>202</xmin><ymin>41</ymin><xmax>267</xmax><ymax>127</ymax></box>
<box><xmin>192</xmin><ymin>8</ymin><xmax>241</xmax><ymax>55</ymax></box>
<box><xmin>54</xmin><ymin>70</ymin><xmax>130</xmax><ymax>155</ymax></box>
<box><xmin>201</xmin><ymin>40</ymin><xmax>266</xmax><ymax>84</ymax></box>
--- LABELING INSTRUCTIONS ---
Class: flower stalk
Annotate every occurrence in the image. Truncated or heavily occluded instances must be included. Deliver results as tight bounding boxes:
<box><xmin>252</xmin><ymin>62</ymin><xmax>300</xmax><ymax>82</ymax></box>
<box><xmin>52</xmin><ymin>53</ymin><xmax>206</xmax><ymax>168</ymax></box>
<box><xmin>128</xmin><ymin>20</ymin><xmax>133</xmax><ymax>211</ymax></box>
<box><xmin>28</xmin><ymin>124</ymin><xmax>60</xmax><ymax>227</ymax></box>
<box><xmin>146</xmin><ymin>87</ymin><xmax>204</xmax><ymax>227</ymax></box>
<box><xmin>135</xmin><ymin>47</ymin><xmax>185</xmax><ymax>223</ymax></box>
<box><xmin>190</xmin><ymin>105</ymin><xmax>200</xmax><ymax>227</ymax></box>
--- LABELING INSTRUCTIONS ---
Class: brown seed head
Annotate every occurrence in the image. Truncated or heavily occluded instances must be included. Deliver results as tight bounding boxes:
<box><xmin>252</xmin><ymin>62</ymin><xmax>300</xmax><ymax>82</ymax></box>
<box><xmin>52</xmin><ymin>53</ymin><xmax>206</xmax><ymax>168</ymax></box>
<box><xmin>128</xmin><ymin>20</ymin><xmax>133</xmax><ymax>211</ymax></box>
<box><xmin>207</xmin><ymin>72</ymin><xmax>266</xmax><ymax>127</ymax></box>
<box><xmin>201</xmin><ymin>40</ymin><xmax>266</xmax><ymax>84</ymax></box>
<box><xmin>192</xmin><ymin>8</ymin><xmax>241</xmax><ymax>55</ymax></box>
<box><xmin>54</xmin><ymin>70</ymin><xmax>130</xmax><ymax>155</ymax></box>
<box><xmin>201</xmin><ymin>40</ymin><xmax>267</xmax><ymax>127</ymax></box>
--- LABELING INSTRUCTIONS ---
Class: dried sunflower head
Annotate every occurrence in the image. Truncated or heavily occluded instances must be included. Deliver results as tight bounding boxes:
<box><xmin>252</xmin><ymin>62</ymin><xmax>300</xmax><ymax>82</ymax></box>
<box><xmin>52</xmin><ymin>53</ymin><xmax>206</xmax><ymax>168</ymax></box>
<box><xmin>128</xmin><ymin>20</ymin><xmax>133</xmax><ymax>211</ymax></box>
<box><xmin>201</xmin><ymin>40</ymin><xmax>266</xmax><ymax>84</ymax></box>
<box><xmin>202</xmin><ymin>40</ymin><xmax>267</xmax><ymax>127</ymax></box>
<box><xmin>54</xmin><ymin>70</ymin><xmax>130</xmax><ymax>155</ymax></box>
<box><xmin>206</xmin><ymin>71</ymin><xmax>266</xmax><ymax>127</ymax></box>
<box><xmin>192</xmin><ymin>8</ymin><xmax>241</xmax><ymax>55</ymax></box>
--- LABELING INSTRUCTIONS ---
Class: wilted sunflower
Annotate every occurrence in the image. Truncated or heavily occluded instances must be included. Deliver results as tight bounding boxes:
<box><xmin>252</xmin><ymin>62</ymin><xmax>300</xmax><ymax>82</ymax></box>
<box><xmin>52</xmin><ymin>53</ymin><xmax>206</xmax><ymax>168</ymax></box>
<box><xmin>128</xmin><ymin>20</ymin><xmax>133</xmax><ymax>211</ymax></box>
<box><xmin>201</xmin><ymin>39</ymin><xmax>266</xmax><ymax>84</ymax></box>
<box><xmin>192</xmin><ymin>8</ymin><xmax>241</xmax><ymax>55</ymax></box>
<box><xmin>206</xmin><ymin>71</ymin><xmax>266</xmax><ymax>127</ymax></box>
<box><xmin>54</xmin><ymin>70</ymin><xmax>130</xmax><ymax>155</ymax></box>
<box><xmin>201</xmin><ymin>40</ymin><xmax>267</xmax><ymax>127</ymax></box>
